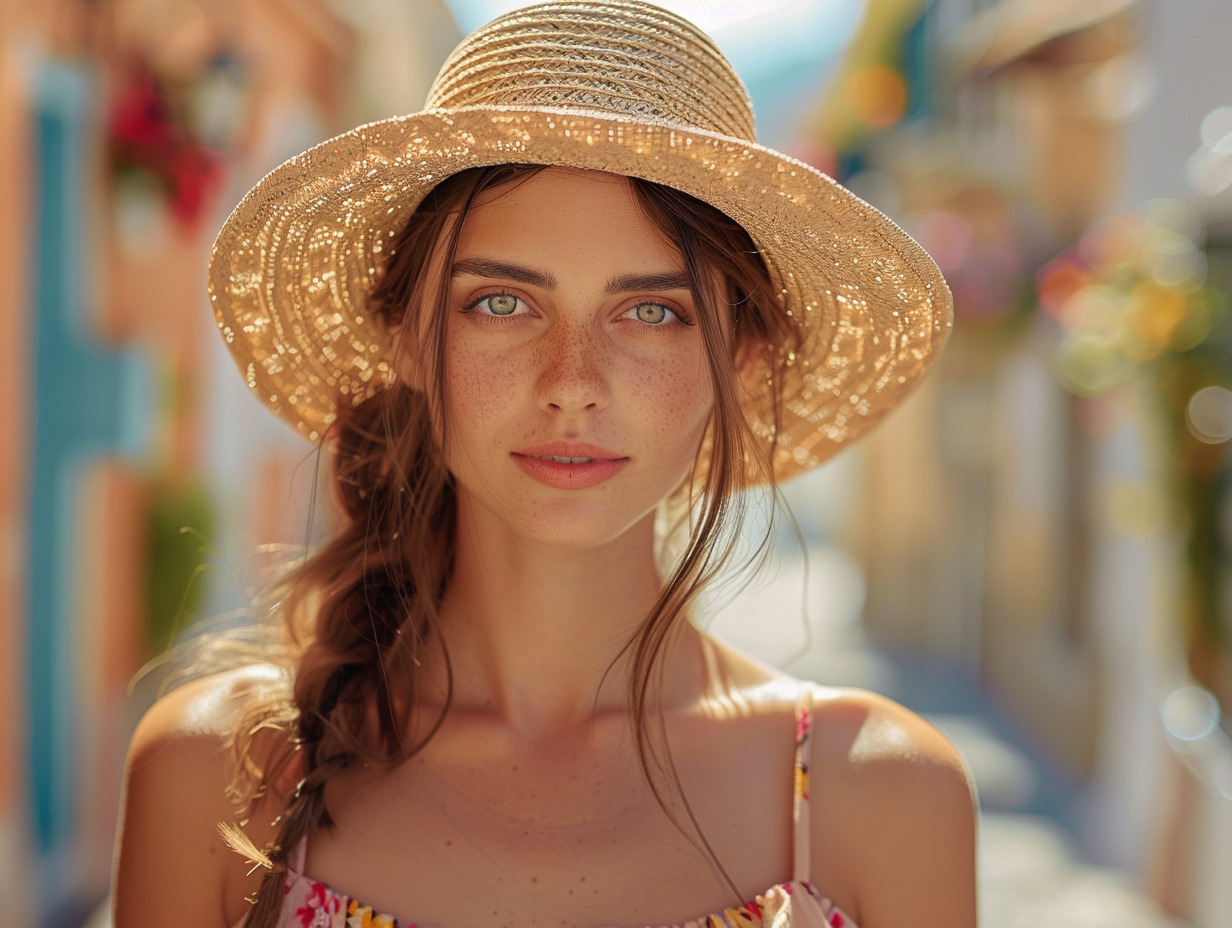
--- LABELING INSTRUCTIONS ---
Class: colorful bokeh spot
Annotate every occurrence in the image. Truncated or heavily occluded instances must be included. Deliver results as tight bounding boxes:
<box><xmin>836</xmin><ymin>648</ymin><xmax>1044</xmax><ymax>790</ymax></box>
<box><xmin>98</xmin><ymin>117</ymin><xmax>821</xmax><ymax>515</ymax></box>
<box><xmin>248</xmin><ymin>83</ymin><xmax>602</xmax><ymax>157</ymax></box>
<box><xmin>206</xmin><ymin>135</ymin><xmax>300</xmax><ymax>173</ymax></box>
<box><xmin>844</xmin><ymin>63</ymin><xmax>908</xmax><ymax>130</ymax></box>
<box><xmin>1038</xmin><ymin>201</ymin><xmax>1227</xmax><ymax>402</ymax></box>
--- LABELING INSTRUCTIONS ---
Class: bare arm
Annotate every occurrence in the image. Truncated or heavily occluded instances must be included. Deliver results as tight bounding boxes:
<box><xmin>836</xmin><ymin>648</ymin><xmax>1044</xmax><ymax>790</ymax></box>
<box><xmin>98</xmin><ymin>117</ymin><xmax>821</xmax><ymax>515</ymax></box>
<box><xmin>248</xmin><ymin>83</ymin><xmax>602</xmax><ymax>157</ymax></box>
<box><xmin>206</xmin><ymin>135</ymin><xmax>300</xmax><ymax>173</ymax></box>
<box><xmin>112</xmin><ymin>670</ymin><xmax>282</xmax><ymax>928</ymax></box>
<box><xmin>812</xmin><ymin>689</ymin><xmax>978</xmax><ymax>928</ymax></box>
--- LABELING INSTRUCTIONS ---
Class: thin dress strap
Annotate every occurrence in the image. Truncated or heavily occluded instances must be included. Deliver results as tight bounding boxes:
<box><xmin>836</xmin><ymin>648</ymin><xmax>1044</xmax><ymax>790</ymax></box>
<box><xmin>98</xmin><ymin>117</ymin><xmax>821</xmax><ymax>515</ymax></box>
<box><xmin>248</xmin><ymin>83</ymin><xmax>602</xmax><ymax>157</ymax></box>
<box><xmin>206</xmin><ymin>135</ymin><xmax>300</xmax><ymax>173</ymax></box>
<box><xmin>792</xmin><ymin>685</ymin><xmax>814</xmax><ymax>884</ymax></box>
<box><xmin>287</xmin><ymin>835</ymin><xmax>308</xmax><ymax>874</ymax></box>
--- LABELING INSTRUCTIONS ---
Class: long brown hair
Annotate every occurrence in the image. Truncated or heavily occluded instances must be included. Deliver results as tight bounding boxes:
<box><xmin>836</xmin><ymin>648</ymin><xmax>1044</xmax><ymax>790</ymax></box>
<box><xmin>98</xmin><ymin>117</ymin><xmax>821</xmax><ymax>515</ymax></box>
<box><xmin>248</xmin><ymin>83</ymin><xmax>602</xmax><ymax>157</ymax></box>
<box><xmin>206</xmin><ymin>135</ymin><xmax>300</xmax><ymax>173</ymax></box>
<box><xmin>221</xmin><ymin>164</ymin><xmax>798</xmax><ymax>926</ymax></box>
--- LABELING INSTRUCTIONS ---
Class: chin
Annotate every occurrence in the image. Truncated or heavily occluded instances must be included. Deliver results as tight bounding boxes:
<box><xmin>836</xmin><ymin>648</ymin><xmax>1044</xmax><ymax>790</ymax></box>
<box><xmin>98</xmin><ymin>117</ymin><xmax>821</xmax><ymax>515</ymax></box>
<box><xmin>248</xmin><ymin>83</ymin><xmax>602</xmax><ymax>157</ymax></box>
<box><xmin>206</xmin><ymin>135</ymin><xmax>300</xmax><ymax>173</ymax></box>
<box><xmin>500</xmin><ymin>498</ymin><xmax>661</xmax><ymax>552</ymax></box>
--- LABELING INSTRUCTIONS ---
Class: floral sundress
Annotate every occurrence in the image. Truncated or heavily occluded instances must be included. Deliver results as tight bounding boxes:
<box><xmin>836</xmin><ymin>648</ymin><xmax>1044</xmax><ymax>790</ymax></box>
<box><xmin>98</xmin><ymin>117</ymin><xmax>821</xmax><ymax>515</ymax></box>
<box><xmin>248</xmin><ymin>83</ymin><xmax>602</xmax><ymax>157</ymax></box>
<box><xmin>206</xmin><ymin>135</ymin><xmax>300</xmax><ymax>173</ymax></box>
<box><xmin>270</xmin><ymin>689</ymin><xmax>855</xmax><ymax>928</ymax></box>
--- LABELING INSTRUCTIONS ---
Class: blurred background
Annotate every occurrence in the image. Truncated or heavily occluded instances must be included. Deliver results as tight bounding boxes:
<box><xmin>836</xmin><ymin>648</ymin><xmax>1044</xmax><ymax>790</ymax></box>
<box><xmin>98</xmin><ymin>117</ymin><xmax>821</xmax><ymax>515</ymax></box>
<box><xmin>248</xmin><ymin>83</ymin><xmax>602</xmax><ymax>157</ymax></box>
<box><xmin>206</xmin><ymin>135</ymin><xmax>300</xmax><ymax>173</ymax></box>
<box><xmin>1</xmin><ymin>0</ymin><xmax>1230</xmax><ymax>925</ymax></box>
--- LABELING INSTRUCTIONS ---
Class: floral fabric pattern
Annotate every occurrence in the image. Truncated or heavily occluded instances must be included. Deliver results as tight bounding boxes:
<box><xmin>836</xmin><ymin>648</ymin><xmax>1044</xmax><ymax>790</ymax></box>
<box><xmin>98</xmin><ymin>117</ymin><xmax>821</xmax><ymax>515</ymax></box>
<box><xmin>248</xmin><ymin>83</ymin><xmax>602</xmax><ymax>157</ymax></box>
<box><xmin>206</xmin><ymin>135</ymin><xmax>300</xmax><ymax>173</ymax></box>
<box><xmin>273</xmin><ymin>692</ymin><xmax>856</xmax><ymax>928</ymax></box>
<box><xmin>279</xmin><ymin>873</ymin><xmax>847</xmax><ymax>928</ymax></box>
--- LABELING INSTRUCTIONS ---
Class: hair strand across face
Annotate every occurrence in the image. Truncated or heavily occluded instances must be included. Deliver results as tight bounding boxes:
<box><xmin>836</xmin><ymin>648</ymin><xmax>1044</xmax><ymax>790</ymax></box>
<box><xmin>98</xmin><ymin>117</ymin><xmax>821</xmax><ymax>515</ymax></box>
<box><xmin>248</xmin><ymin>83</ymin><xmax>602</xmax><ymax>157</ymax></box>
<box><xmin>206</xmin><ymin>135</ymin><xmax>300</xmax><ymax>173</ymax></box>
<box><xmin>219</xmin><ymin>164</ymin><xmax>792</xmax><ymax>923</ymax></box>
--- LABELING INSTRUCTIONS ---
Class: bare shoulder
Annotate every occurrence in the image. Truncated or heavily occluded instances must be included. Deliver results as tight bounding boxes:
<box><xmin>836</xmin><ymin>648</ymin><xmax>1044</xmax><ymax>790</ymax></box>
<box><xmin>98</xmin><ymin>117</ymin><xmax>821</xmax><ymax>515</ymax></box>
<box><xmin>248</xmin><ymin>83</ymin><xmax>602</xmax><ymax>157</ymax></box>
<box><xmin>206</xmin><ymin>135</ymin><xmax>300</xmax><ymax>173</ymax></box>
<box><xmin>808</xmin><ymin>685</ymin><xmax>972</xmax><ymax>781</ymax></box>
<box><xmin>129</xmin><ymin>663</ymin><xmax>285</xmax><ymax>749</ymax></box>
<box><xmin>122</xmin><ymin>664</ymin><xmax>292</xmax><ymax>811</ymax></box>
<box><xmin>808</xmin><ymin>686</ymin><xmax>978</xmax><ymax>928</ymax></box>
<box><xmin>114</xmin><ymin>665</ymin><xmax>293</xmax><ymax>928</ymax></box>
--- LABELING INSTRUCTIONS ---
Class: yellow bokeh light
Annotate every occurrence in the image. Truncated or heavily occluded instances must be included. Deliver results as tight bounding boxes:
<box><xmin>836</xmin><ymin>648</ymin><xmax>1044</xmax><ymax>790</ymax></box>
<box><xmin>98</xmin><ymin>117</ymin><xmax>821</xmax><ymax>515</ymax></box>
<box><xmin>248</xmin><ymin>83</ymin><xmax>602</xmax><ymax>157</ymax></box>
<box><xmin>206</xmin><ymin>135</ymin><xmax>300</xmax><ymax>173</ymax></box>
<box><xmin>1121</xmin><ymin>281</ymin><xmax>1189</xmax><ymax>360</ymax></box>
<box><xmin>844</xmin><ymin>64</ymin><xmax>907</xmax><ymax>130</ymax></box>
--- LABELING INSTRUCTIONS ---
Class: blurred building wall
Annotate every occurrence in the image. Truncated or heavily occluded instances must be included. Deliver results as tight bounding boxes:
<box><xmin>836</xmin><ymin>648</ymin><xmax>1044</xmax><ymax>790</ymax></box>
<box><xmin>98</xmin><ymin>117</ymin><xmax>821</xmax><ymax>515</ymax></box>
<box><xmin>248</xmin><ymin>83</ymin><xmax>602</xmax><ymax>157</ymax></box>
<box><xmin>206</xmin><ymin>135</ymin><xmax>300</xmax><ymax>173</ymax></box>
<box><xmin>0</xmin><ymin>1</ymin><xmax>461</xmax><ymax>923</ymax></box>
<box><xmin>829</xmin><ymin>2</ymin><xmax>1232</xmax><ymax>920</ymax></box>
<box><xmin>1121</xmin><ymin>0</ymin><xmax>1232</xmax><ymax>212</ymax></box>
<box><xmin>0</xmin><ymin>2</ymin><xmax>36</xmax><ymax>923</ymax></box>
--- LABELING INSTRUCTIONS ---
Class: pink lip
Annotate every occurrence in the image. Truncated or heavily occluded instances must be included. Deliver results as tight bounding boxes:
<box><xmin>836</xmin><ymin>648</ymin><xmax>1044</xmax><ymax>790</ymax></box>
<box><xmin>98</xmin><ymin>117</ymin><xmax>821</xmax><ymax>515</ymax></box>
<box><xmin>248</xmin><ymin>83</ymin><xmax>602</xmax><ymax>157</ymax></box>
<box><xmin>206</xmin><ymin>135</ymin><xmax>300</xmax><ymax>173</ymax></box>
<box><xmin>511</xmin><ymin>442</ymin><xmax>629</xmax><ymax>490</ymax></box>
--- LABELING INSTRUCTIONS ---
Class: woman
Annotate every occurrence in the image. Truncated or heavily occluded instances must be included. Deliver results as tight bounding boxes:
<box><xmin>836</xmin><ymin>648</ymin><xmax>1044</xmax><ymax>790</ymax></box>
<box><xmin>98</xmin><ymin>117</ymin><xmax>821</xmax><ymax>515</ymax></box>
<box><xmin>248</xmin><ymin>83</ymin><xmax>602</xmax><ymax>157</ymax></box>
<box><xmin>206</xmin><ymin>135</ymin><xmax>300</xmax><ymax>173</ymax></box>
<box><xmin>113</xmin><ymin>3</ymin><xmax>976</xmax><ymax>927</ymax></box>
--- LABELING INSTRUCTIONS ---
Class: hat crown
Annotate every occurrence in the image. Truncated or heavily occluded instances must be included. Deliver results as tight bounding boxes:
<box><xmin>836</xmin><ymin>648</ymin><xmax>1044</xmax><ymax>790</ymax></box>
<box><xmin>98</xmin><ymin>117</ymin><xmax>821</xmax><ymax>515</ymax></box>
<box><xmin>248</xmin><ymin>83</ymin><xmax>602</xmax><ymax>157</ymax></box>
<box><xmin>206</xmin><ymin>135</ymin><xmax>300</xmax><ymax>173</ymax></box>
<box><xmin>425</xmin><ymin>1</ymin><xmax>756</xmax><ymax>141</ymax></box>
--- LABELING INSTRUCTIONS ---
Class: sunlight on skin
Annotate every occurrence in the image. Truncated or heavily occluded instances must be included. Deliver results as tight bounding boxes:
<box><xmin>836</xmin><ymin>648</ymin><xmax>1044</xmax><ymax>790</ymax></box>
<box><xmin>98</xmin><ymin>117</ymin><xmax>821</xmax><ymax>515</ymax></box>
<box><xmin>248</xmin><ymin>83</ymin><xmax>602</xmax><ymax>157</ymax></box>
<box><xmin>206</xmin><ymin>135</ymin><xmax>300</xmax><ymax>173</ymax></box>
<box><xmin>442</xmin><ymin>168</ymin><xmax>713</xmax><ymax>553</ymax></box>
<box><xmin>848</xmin><ymin>712</ymin><xmax>918</xmax><ymax>762</ymax></box>
<box><xmin>403</xmin><ymin>167</ymin><xmax>720</xmax><ymax>728</ymax></box>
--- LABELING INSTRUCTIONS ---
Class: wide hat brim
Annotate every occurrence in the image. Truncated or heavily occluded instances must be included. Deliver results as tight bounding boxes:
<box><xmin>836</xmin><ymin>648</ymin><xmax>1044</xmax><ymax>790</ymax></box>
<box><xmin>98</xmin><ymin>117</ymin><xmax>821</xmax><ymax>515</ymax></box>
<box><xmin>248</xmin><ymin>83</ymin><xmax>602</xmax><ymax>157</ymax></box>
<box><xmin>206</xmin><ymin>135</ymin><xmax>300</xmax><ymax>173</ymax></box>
<box><xmin>209</xmin><ymin>104</ymin><xmax>952</xmax><ymax>480</ymax></box>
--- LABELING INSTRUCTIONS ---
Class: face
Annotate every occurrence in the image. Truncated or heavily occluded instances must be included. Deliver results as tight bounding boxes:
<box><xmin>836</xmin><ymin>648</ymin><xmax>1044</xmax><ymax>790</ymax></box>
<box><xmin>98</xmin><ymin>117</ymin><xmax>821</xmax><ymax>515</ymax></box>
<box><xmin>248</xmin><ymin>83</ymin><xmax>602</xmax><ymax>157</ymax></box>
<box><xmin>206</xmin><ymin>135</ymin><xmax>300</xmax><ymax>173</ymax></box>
<box><xmin>439</xmin><ymin>167</ymin><xmax>715</xmax><ymax>550</ymax></box>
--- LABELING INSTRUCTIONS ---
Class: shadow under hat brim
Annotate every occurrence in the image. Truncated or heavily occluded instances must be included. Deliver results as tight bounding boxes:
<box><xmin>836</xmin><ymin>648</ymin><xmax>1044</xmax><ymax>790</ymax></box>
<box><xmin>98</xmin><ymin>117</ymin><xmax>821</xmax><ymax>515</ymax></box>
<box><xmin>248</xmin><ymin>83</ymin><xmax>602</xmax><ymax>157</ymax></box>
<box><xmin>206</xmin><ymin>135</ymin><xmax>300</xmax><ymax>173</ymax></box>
<box><xmin>208</xmin><ymin>105</ymin><xmax>952</xmax><ymax>480</ymax></box>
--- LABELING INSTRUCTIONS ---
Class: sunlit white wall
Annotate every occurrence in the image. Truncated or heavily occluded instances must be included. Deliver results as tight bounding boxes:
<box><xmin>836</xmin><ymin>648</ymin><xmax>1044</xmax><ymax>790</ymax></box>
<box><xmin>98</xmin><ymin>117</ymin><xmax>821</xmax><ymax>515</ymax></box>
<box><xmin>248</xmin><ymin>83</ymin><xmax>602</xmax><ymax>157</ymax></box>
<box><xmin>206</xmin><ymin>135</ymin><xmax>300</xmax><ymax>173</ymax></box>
<box><xmin>1121</xmin><ymin>0</ymin><xmax>1232</xmax><ymax>211</ymax></box>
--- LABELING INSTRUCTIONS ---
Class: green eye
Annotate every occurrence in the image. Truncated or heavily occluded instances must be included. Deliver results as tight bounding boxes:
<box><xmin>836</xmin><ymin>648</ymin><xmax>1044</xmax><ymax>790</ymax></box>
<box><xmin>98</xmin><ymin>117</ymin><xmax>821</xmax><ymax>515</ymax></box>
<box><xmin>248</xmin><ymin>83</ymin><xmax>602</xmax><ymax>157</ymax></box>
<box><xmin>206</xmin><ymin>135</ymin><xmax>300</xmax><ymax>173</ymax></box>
<box><xmin>634</xmin><ymin>302</ymin><xmax>669</xmax><ymax>324</ymax></box>
<box><xmin>485</xmin><ymin>294</ymin><xmax>520</xmax><ymax>315</ymax></box>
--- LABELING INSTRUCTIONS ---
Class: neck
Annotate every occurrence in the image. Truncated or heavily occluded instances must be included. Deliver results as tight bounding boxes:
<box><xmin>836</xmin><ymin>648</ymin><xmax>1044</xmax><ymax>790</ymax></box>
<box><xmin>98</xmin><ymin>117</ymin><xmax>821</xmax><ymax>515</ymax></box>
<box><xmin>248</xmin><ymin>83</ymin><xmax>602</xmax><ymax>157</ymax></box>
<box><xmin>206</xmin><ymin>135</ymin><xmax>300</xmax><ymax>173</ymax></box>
<box><xmin>428</xmin><ymin>499</ymin><xmax>705</xmax><ymax>737</ymax></box>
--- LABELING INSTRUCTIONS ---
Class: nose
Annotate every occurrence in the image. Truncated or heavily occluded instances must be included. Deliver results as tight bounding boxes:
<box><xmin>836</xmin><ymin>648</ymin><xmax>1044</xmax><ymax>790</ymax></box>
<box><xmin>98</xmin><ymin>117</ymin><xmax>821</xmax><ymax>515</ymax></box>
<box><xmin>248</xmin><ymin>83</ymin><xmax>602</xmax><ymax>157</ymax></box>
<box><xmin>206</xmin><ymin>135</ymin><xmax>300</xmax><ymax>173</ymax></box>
<box><xmin>535</xmin><ymin>318</ymin><xmax>609</xmax><ymax>413</ymax></box>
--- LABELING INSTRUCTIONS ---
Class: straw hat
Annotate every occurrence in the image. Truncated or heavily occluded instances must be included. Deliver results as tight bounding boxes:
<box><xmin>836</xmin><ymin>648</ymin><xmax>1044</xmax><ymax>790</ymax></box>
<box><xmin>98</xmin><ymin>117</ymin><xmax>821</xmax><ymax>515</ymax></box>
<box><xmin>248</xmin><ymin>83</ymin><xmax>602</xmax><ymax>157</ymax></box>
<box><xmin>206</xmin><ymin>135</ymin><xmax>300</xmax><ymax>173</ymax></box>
<box><xmin>208</xmin><ymin>0</ymin><xmax>952</xmax><ymax>479</ymax></box>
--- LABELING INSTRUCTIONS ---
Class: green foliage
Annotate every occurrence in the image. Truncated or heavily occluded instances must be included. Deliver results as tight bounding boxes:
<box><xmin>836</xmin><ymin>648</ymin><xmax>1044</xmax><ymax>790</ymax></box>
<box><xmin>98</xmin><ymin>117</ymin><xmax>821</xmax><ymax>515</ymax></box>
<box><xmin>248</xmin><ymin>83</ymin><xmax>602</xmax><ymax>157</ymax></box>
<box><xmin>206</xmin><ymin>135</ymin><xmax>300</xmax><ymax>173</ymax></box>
<box><xmin>142</xmin><ymin>479</ymin><xmax>215</xmax><ymax>656</ymax></box>
<box><xmin>1042</xmin><ymin>213</ymin><xmax>1232</xmax><ymax>705</ymax></box>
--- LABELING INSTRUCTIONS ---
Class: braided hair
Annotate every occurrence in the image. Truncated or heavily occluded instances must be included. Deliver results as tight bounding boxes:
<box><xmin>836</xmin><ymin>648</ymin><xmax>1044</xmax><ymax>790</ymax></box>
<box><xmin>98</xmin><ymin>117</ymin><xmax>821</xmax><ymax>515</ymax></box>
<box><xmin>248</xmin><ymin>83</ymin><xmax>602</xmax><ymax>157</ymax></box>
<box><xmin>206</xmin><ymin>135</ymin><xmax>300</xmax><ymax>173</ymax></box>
<box><xmin>219</xmin><ymin>165</ymin><xmax>795</xmax><ymax>924</ymax></box>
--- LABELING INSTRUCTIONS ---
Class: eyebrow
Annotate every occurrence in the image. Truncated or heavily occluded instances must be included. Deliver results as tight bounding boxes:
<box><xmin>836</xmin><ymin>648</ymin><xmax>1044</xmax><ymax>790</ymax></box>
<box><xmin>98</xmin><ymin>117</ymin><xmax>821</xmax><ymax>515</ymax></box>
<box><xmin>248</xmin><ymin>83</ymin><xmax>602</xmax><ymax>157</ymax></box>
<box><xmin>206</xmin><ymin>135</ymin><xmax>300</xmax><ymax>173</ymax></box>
<box><xmin>451</xmin><ymin>257</ymin><xmax>556</xmax><ymax>289</ymax></box>
<box><xmin>451</xmin><ymin>258</ymin><xmax>690</xmax><ymax>295</ymax></box>
<box><xmin>604</xmin><ymin>271</ymin><xmax>691</xmax><ymax>294</ymax></box>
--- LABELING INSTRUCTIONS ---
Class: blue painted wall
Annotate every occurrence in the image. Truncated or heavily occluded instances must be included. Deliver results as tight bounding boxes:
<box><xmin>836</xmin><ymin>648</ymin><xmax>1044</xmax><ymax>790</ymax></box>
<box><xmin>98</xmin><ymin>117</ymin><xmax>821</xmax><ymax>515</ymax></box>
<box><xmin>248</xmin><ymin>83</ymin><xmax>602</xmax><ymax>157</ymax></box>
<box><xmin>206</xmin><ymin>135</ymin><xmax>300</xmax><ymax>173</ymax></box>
<box><xmin>25</xmin><ymin>59</ymin><xmax>149</xmax><ymax>916</ymax></box>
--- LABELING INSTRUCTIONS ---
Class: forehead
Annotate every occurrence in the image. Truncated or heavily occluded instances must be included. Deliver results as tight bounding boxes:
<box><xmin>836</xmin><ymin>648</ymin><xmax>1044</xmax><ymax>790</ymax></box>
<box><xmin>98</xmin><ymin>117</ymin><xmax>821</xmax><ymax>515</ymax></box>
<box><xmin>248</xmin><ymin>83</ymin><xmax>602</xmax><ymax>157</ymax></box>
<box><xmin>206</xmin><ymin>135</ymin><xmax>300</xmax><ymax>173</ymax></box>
<box><xmin>454</xmin><ymin>167</ymin><xmax>684</xmax><ymax>272</ymax></box>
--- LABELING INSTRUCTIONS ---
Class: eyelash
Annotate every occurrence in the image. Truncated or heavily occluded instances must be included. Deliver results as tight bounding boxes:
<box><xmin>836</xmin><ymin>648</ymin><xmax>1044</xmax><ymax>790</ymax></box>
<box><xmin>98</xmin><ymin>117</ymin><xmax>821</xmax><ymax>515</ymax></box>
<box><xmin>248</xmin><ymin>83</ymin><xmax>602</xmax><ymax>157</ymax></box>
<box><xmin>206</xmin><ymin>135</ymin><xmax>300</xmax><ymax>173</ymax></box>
<box><xmin>624</xmin><ymin>301</ymin><xmax>694</xmax><ymax>327</ymax></box>
<box><xmin>462</xmin><ymin>291</ymin><xmax>530</xmax><ymax>320</ymax></box>
<box><xmin>460</xmin><ymin>291</ymin><xmax>695</xmax><ymax>328</ymax></box>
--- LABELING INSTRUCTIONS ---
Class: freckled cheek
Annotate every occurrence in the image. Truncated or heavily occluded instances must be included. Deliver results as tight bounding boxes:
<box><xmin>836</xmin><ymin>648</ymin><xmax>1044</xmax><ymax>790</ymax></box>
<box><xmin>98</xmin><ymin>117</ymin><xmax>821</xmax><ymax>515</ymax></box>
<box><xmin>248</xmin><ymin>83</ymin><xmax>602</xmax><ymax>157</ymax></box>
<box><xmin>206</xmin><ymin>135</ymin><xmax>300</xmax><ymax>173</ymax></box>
<box><xmin>632</xmin><ymin>355</ymin><xmax>713</xmax><ymax>452</ymax></box>
<box><xmin>444</xmin><ymin>342</ymin><xmax>524</xmax><ymax>425</ymax></box>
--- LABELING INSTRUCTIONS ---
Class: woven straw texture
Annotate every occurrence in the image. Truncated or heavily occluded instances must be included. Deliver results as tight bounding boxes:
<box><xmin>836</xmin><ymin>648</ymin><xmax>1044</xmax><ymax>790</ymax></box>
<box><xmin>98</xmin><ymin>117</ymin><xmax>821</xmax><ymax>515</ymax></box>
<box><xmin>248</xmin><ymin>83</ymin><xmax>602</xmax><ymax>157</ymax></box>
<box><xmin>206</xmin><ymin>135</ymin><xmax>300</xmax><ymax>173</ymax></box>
<box><xmin>208</xmin><ymin>0</ymin><xmax>952</xmax><ymax>479</ymax></box>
